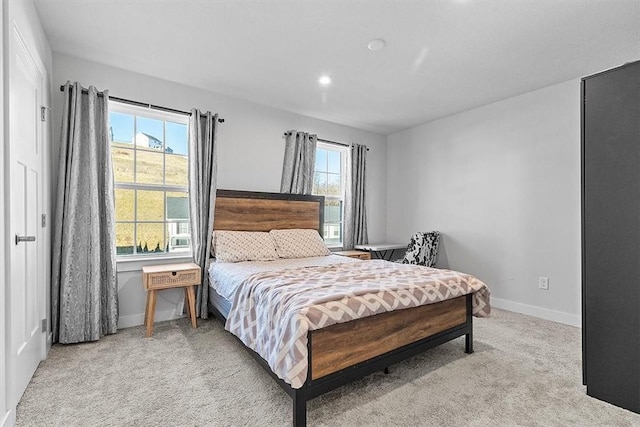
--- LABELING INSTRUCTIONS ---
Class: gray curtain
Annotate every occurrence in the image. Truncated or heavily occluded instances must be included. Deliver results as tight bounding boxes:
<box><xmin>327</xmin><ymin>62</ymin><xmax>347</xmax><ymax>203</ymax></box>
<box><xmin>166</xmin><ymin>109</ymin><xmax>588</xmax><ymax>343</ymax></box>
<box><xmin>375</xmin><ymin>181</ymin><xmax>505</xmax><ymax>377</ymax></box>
<box><xmin>280</xmin><ymin>130</ymin><xmax>317</xmax><ymax>194</ymax></box>
<box><xmin>343</xmin><ymin>143</ymin><xmax>369</xmax><ymax>250</ymax></box>
<box><xmin>188</xmin><ymin>109</ymin><xmax>218</xmax><ymax>318</ymax></box>
<box><xmin>52</xmin><ymin>82</ymin><xmax>118</xmax><ymax>344</ymax></box>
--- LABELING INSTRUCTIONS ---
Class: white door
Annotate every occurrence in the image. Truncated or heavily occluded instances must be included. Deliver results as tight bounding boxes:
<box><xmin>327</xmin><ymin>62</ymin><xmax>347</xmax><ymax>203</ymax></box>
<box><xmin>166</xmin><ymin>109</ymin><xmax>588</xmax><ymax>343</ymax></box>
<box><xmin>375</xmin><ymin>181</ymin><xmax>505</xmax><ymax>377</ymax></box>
<box><xmin>7</xmin><ymin>27</ymin><xmax>45</xmax><ymax>409</ymax></box>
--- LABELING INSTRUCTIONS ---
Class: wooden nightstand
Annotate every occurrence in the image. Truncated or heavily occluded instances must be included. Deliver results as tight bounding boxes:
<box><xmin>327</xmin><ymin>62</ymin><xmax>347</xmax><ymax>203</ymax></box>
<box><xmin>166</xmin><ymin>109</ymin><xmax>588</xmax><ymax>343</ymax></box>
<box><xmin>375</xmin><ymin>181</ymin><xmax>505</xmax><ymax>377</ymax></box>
<box><xmin>334</xmin><ymin>250</ymin><xmax>371</xmax><ymax>260</ymax></box>
<box><xmin>142</xmin><ymin>262</ymin><xmax>201</xmax><ymax>337</ymax></box>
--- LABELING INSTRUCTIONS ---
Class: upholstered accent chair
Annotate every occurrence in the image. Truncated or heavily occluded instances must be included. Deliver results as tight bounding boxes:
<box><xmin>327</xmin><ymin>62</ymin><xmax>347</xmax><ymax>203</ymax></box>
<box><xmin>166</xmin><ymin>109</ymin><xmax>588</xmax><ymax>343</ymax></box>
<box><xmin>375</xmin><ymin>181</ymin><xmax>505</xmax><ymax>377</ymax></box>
<box><xmin>399</xmin><ymin>231</ymin><xmax>441</xmax><ymax>267</ymax></box>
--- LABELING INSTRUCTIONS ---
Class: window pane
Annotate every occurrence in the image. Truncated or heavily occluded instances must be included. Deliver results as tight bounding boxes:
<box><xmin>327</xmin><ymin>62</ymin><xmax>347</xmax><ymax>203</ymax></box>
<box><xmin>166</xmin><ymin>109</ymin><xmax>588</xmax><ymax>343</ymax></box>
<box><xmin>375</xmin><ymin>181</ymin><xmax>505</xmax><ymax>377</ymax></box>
<box><xmin>323</xmin><ymin>199</ymin><xmax>343</xmax><ymax>245</ymax></box>
<box><xmin>136</xmin><ymin>149</ymin><xmax>164</xmax><ymax>184</ymax></box>
<box><xmin>323</xmin><ymin>223</ymin><xmax>342</xmax><ymax>245</ymax></box>
<box><xmin>111</xmin><ymin>146</ymin><xmax>134</xmax><ymax>183</ymax></box>
<box><xmin>167</xmin><ymin>222</ymin><xmax>190</xmax><ymax>254</ymax></box>
<box><xmin>325</xmin><ymin>199</ymin><xmax>342</xmax><ymax>223</ymax></box>
<box><xmin>115</xmin><ymin>223</ymin><xmax>134</xmax><ymax>255</ymax></box>
<box><xmin>313</xmin><ymin>172</ymin><xmax>327</xmax><ymax>195</ymax></box>
<box><xmin>165</xmin><ymin>152</ymin><xmax>188</xmax><ymax>186</ymax></box>
<box><xmin>137</xmin><ymin>190</ymin><xmax>165</xmax><ymax>221</ymax></box>
<box><xmin>166</xmin><ymin>192</ymin><xmax>189</xmax><ymax>220</ymax></box>
<box><xmin>327</xmin><ymin>173</ymin><xmax>341</xmax><ymax>196</ymax></box>
<box><xmin>327</xmin><ymin>150</ymin><xmax>341</xmax><ymax>174</ymax></box>
<box><xmin>135</xmin><ymin>116</ymin><xmax>164</xmax><ymax>149</ymax></box>
<box><xmin>166</xmin><ymin>191</ymin><xmax>190</xmax><ymax>253</ymax></box>
<box><xmin>166</xmin><ymin>122</ymin><xmax>188</xmax><ymax>156</ymax></box>
<box><xmin>114</xmin><ymin>189</ymin><xmax>134</xmax><ymax>221</ymax></box>
<box><xmin>110</xmin><ymin>112</ymin><xmax>134</xmax><ymax>144</ymax></box>
<box><xmin>136</xmin><ymin>223</ymin><xmax>165</xmax><ymax>254</ymax></box>
<box><xmin>315</xmin><ymin>149</ymin><xmax>327</xmax><ymax>172</ymax></box>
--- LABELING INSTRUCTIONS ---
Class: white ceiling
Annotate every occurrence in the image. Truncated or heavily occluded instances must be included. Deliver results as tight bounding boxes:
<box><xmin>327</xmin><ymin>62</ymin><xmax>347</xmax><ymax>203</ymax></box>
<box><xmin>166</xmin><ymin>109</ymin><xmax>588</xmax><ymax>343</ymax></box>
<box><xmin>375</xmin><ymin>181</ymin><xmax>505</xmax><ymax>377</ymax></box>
<box><xmin>34</xmin><ymin>0</ymin><xmax>640</xmax><ymax>135</ymax></box>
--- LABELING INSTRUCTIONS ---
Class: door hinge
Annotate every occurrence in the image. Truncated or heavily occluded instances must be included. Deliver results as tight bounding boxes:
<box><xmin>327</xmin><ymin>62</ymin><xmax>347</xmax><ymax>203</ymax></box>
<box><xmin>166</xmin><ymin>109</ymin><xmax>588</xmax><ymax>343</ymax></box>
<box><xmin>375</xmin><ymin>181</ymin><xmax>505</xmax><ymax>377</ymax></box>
<box><xmin>41</xmin><ymin>319</ymin><xmax>47</xmax><ymax>333</ymax></box>
<box><xmin>41</xmin><ymin>214</ymin><xmax>46</xmax><ymax>228</ymax></box>
<box><xmin>41</xmin><ymin>106</ymin><xmax>50</xmax><ymax>121</ymax></box>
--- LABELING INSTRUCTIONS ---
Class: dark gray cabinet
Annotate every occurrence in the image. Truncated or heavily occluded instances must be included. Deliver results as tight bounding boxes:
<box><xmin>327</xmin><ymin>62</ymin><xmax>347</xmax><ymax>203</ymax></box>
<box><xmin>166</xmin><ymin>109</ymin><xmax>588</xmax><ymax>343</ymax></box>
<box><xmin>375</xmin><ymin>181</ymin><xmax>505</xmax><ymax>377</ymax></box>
<box><xmin>582</xmin><ymin>60</ymin><xmax>640</xmax><ymax>413</ymax></box>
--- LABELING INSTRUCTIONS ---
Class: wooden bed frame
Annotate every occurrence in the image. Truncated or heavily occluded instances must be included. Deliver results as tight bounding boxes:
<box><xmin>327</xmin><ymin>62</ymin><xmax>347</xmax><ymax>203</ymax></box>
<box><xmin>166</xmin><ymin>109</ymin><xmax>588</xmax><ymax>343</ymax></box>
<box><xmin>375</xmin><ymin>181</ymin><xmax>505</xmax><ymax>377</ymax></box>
<box><xmin>208</xmin><ymin>189</ymin><xmax>474</xmax><ymax>427</ymax></box>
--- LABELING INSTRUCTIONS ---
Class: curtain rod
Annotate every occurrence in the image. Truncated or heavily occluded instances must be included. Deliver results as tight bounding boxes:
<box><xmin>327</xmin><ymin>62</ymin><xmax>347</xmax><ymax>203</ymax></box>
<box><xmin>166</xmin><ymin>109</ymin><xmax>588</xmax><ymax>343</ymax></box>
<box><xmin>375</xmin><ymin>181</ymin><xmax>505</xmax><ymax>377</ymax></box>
<box><xmin>59</xmin><ymin>85</ymin><xmax>225</xmax><ymax>123</ymax></box>
<box><xmin>283</xmin><ymin>132</ymin><xmax>369</xmax><ymax>151</ymax></box>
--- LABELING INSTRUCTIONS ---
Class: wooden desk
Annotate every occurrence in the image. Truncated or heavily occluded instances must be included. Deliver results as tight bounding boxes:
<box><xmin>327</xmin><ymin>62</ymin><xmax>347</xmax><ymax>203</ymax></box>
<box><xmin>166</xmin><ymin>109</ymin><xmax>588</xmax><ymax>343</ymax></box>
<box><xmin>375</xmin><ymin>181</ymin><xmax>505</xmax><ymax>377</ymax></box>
<box><xmin>142</xmin><ymin>262</ymin><xmax>201</xmax><ymax>337</ymax></box>
<box><xmin>354</xmin><ymin>243</ymin><xmax>406</xmax><ymax>261</ymax></box>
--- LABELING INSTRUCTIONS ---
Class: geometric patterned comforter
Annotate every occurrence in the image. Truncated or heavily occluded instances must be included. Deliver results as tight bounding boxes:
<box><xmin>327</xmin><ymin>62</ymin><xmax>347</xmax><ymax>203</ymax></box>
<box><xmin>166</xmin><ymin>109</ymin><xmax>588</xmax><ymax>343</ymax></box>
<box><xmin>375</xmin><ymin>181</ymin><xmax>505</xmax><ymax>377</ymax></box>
<box><xmin>225</xmin><ymin>260</ymin><xmax>490</xmax><ymax>389</ymax></box>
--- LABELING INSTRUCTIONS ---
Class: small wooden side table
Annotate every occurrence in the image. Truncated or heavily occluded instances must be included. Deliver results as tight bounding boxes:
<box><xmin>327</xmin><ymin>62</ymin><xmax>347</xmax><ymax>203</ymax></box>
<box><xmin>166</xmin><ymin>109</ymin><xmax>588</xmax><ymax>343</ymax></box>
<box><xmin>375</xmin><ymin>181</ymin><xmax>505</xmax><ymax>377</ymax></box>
<box><xmin>334</xmin><ymin>250</ymin><xmax>371</xmax><ymax>260</ymax></box>
<box><xmin>142</xmin><ymin>262</ymin><xmax>201</xmax><ymax>337</ymax></box>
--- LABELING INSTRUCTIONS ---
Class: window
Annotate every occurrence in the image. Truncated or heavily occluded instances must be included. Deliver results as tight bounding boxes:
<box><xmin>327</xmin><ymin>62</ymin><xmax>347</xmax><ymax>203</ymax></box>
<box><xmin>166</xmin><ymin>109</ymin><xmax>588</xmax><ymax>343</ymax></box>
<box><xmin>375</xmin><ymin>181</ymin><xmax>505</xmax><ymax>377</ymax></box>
<box><xmin>313</xmin><ymin>142</ymin><xmax>348</xmax><ymax>247</ymax></box>
<box><xmin>109</xmin><ymin>103</ymin><xmax>190</xmax><ymax>257</ymax></box>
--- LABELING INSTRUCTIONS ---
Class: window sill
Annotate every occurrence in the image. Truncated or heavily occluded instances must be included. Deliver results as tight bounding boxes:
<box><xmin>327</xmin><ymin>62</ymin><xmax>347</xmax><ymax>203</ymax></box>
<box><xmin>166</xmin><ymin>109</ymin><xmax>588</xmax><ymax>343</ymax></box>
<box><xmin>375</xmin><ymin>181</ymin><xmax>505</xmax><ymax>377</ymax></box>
<box><xmin>116</xmin><ymin>254</ymin><xmax>193</xmax><ymax>273</ymax></box>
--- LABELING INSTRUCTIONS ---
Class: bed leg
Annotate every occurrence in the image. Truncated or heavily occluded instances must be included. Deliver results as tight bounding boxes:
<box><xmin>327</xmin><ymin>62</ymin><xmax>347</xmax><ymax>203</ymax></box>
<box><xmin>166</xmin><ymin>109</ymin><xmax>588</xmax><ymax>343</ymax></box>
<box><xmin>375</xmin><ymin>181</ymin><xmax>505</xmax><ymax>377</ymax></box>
<box><xmin>465</xmin><ymin>295</ymin><xmax>474</xmax><ymax>354</ymax></box>
<box><xmin>293</xmin><ymin>390</ymin><xmax>307</xmax><ymax>427</ymax></box>
<box><xmin>465</xmin><ymin>332</ymin><xmax>473</xmax><ymax>353</ymax></box>
<box><xmin>384</xmin><ymin>367</ymin><xmax>390</xmax><ymax>375</ymax></box>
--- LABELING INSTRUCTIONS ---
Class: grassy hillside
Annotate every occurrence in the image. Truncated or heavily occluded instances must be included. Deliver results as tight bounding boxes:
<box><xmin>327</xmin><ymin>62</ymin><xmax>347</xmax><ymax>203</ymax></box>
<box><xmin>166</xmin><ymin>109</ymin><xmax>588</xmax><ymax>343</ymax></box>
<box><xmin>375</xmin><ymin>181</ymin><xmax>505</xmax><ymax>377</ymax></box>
<box><xmin>111</xmin><ymin>142</ymin><xmax>188</xmax><ymax>254</ymax></box>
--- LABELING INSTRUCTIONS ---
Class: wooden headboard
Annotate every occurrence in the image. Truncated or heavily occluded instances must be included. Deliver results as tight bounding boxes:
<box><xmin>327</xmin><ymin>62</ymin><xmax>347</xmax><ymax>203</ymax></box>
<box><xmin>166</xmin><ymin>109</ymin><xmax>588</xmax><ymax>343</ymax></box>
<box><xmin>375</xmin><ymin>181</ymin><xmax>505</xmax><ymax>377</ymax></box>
<box><xmin>213</xmin><ymin>189</ymin><xmax>324</xmax><ymax>235</ymax></box>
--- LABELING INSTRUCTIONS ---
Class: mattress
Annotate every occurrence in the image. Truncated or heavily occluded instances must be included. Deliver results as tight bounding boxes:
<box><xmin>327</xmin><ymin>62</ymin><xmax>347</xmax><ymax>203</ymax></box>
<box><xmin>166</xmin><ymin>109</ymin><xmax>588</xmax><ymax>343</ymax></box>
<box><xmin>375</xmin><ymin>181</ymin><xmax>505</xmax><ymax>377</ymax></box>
<box><xmin>207</xmin><ymin>254</ymin><xmax>360</xmax><ymax>301</ymax></box>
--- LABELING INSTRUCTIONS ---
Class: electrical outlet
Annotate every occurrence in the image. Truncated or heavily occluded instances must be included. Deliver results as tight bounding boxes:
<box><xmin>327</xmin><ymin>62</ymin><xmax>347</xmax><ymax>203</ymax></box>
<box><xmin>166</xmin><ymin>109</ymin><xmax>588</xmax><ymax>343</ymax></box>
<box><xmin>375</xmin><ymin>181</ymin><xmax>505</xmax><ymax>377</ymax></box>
<box><xmin>539</xmin><ymin>276</ymin><xmax>549</xmax><ymax>290</ymax></box>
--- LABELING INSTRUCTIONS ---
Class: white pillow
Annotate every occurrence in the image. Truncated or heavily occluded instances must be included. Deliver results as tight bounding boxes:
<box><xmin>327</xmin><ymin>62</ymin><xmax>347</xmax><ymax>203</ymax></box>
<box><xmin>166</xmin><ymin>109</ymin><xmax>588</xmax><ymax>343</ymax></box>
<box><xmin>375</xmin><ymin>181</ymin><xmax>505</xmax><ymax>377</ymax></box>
<box><xmin>270</xmin><ymin>229</ymin><xmax>331</xmax><ymax>259</ymax></box>
<box><xmin>214</xmin><ymin>231</ymin><xmax>278</xmax><ymax>263</ymax></box>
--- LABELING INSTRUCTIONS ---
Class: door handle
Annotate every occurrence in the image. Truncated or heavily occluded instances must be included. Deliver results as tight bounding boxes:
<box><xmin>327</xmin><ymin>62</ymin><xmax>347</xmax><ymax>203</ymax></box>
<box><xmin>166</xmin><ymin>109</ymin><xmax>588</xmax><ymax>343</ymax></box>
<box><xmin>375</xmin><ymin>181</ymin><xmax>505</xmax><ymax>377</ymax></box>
<box><xmin>15</xmin><ymin>234</ymin><xmax>36</xmax><ymax>245</ymax></box>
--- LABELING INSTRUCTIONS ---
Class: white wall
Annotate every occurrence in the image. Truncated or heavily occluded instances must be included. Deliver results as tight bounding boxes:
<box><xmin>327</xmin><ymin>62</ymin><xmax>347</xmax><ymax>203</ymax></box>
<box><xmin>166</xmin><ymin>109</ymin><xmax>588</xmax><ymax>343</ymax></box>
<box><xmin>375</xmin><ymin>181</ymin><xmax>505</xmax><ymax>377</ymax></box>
<box><xmin>51</xmin><ymin>53</ymin><xmax>387</xmax><ymax>328</ymax></box>
<box><xmin>387</xmin><ymin>80</ymin><xmax>581</xmax><ymax>326</ymax></box>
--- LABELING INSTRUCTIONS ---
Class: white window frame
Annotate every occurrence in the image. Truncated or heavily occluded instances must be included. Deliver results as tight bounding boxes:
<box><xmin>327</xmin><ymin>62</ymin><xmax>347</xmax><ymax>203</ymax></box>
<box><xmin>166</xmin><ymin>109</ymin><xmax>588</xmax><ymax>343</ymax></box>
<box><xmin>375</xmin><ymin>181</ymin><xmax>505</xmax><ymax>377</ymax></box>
<box><xmin>314</xmin><ymin>141</ymin><xmax>348</xmax><ymax>248</ymax></box>
<box><xmin>109</xmin><ymin>102</ymin><xmax>191</xmax><ymax>260</ymax></box>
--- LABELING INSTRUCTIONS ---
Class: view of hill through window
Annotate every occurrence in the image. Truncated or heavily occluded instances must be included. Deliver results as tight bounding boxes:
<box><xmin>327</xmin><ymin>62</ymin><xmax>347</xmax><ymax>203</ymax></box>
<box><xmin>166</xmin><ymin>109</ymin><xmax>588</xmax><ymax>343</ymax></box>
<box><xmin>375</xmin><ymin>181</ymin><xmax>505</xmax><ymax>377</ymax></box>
<box><xmin>109</xmin><ymin>107</ymin><xmax>190</xmax><ymax>256</ymax></box>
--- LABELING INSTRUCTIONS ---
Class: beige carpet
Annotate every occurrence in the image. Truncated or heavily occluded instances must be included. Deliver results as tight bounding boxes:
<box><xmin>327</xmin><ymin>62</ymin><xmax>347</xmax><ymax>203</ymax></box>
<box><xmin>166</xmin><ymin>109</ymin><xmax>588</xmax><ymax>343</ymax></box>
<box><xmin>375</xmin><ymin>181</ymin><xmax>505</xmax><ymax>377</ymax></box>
<box><xmin>16</xmin><ymin>309</ymin><xmax>640</xmax><ymax>426</ymax></box>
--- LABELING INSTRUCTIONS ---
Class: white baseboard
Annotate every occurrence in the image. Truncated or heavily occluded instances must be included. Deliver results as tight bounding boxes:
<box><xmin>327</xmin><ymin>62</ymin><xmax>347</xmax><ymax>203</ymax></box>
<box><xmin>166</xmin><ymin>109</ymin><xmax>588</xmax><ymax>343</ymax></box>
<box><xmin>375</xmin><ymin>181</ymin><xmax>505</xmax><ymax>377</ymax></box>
<box><xmin>118</xmin><ymin>309</ymin><xmax>185</xmax><ymax>329</ymax></box>
<box><xmin>491</xmin><ymin>297</ymin><xmax>581</xmax><ymax>328</ymax></box>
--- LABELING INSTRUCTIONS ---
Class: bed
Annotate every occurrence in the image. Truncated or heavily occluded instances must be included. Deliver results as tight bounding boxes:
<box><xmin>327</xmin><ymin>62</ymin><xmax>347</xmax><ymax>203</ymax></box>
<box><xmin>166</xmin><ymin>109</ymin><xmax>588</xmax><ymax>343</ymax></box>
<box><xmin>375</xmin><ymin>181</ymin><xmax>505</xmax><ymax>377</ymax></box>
<box><xmin>207</xmin><ymin>189</ymin><xmax>490</xmax><ymax>426</ymax></box>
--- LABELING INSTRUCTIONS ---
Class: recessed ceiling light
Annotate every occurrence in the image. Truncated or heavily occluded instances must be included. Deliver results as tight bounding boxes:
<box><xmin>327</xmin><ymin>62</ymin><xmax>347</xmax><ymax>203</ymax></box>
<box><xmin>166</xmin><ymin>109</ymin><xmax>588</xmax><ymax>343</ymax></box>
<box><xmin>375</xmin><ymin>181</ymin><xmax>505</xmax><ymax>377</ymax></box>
<box><xmin>367</xmin><ymin>39</ymin><xmax>386</xmax><ymax>51</ymax></box>
<box><xmin>318</xmin><ymin>75</ymin><xmax>332</xmax><ymax>86</ymax></box>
